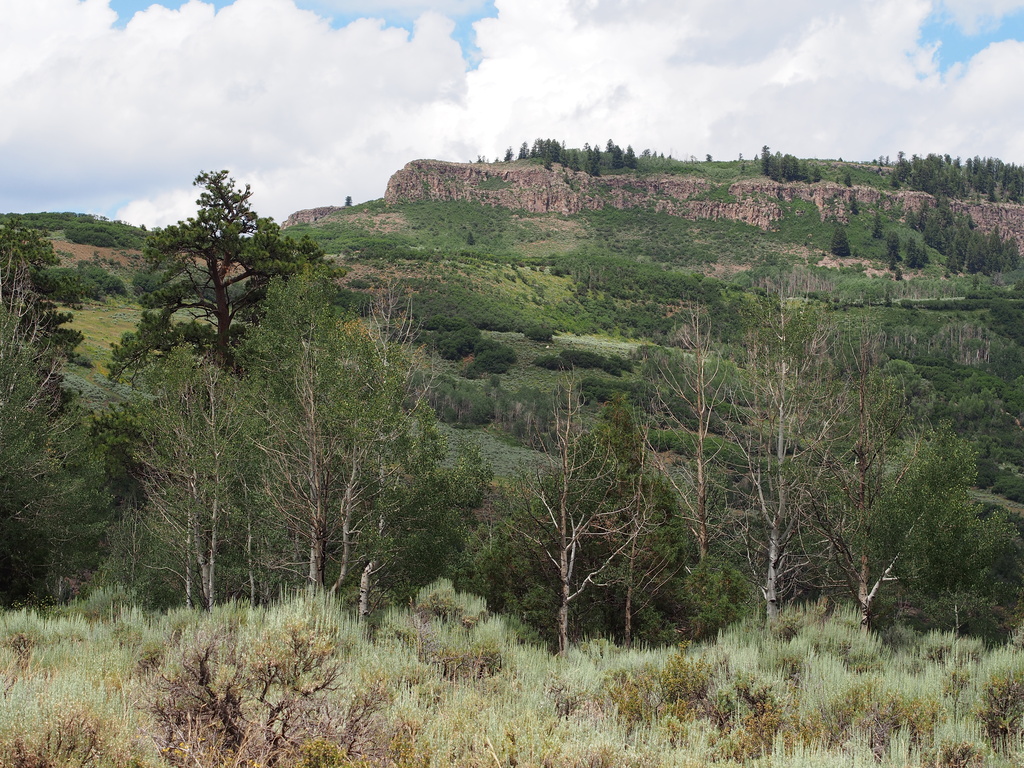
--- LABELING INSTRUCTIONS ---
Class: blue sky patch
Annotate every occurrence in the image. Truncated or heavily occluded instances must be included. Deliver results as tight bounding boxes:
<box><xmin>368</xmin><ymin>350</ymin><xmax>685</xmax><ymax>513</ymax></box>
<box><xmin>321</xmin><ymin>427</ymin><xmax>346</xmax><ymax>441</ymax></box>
<box><xmin>920</xmin><ymin>8</ymin><xmax>1024</xmax><ymax>71</ymax></box>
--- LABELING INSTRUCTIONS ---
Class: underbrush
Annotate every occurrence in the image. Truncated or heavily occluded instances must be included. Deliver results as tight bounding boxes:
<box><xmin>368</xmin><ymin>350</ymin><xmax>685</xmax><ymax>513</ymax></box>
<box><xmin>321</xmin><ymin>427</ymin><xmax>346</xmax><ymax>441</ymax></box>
<box><xmin>3</xmin><ymin>588</ymin><xmax>1024</xmax><ymax>766</ymax></box>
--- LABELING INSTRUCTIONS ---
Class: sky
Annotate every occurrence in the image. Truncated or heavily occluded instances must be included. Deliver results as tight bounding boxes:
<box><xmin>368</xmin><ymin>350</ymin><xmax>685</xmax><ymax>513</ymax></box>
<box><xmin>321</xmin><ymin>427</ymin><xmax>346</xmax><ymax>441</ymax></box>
<box><xmin>4</xmin><ymin>0</ymin><xmax>1024</xmax><ymax>227</ymax></box>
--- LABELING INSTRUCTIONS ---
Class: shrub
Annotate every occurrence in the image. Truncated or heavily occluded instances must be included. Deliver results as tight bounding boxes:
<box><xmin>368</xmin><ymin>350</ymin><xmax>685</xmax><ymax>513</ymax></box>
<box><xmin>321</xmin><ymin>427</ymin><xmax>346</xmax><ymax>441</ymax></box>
<box><xmin>580</xmin><ymin>374</ymin><xmax>637</xmax><ymax>404</ymax></box>
<box><xmin>660</xmin><ymin>643</ymin><xmax>712</xmax><ymax>717</ymax></box>
<box><xmin>932</xmin><ymin>740</ymin><xmax>986</xmax><ymax>768</ymax></box>
<box><xmin>149</xmin><ymin>618</ymin><xmax>357</xmax><ymax>767</ymax></box>
<box><xmin>434</xmin><ymin>323</ymin><xmax>481</xmax><ymax>360</ymax></box>
<box><xmin>297</xmin><ymin>739</ymin><xmax>365</xmax><ymax>768</ymax></box>
<box><xmin>76</xmin><ymin>262</ymin><xmax>127</xmax><ymax>298</ymax></box>
<box><xmin>978</xmin><ymin>667</ymin><xmax>1024</xmax><ymax>746</ymax></box>
<box><xmin>682</xmin><ymin>558</ymin><xmax>750</xmax><ymax>640</ymax></box>
<box><xmin>464</xmin><ymin>339</ymin><xmax>516</xmax><ymax>377</ymax></box>
<box><xmin>524</xmin><ymin>324</ymin><xmax>554</xmax><ymax>343</ymax></box>
<box><xmin>712</xmin><ymin>674</ymin><xmax>784</xmax><ymax>762</ymax></box>
<box><xmin>0</xmin><ymin>706</ymin><xmax>110</xmax><ymax>768</ymax></box>
<box><xmin>131</xmin><ymin>268</ymin><xmax>164</xmax><ymax>295</ymax></box>
<box><xmin>606</xmin><ymin>666</ymin><xmax>661</xmax><ymax>731</ymax></box>
<box><xmin>424</xmin><ymin>376</ymin><xmax>494</xmax><ymax>426</ymax></box>
<box><xmin>533</xmin><ymin>353</ymin><xmax>562</xmax><ymax>370</ymax></box>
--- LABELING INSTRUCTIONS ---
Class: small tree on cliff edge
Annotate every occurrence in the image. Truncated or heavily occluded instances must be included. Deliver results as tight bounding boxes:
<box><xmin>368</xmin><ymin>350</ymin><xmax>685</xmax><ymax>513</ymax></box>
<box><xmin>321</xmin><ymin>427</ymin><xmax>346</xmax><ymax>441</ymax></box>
<box><xmin>113</xmin><ymin>171</ymin><xmax>326</xmax><ymax>374</ymax></box>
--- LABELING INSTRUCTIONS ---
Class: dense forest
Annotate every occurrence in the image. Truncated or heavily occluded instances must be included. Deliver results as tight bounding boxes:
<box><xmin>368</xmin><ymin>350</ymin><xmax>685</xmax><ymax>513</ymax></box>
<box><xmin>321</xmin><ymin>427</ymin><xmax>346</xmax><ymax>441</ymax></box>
<box><xmin>8</xmin><ymin>156</ymin><xmax>1024</xmax><ymax>765</ymax></box>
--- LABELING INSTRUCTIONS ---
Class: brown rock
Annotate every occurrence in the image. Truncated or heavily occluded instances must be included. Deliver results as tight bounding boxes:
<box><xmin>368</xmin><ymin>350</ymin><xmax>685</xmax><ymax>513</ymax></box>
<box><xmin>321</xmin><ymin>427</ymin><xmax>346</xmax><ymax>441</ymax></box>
<box><xmin>282</xmin><ymin>206</ymin><xmax>345</xmax><ymax>228</ymax></box>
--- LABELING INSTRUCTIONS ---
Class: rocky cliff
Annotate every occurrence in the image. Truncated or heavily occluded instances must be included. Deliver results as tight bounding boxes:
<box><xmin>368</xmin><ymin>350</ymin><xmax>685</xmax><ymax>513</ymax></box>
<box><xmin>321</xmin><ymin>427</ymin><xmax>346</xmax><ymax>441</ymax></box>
<box><xmin>378</xmin><ymin>160</ymin><xmax>1024</xmax><ymax>249</ymax></box>
<box><xmin>285</xmin><ymin>160</ymin><xmax>1024</xmax><ymax>251</ymax></box>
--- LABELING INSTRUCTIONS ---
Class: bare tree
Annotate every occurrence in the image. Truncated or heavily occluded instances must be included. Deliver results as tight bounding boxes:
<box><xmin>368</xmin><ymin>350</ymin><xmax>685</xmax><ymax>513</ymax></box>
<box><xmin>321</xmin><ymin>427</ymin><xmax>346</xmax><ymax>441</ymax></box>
<box><xmin>653</xmin><ymin>305</ymin><xmax>731</xmax><ymax>561</ymax></box>
<box><xmin>736</xmin><ymin>292</ymin><xmax>838</xmax><ymax>621</ymax></box>
<box><xmin>140</xmin><ymin>349</ymin><xmax>242</xmax><ymax>610</ymax></box>
<box><xmin>518</xmin><ymin>380</ymin><xmax>638</xmax><ymax>654</ymax></box>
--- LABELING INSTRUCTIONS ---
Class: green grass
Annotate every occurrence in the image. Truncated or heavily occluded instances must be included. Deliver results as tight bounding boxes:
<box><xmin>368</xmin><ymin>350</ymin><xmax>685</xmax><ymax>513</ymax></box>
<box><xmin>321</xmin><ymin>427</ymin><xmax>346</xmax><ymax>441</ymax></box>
<box><xmin>65</xmin><ymin>298</ymin><xmax>143</xmax><ymax>374</ymax></box>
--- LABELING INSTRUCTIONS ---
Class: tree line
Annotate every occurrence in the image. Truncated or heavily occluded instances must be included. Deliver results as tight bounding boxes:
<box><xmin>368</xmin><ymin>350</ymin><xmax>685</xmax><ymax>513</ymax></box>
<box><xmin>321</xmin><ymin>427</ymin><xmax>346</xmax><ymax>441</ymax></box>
<box><xmin>495</xmin><ymin>138</ymin><xmax>655</xmax><ymax>176</ymax></box>
<box><xmin>888</xmin><ymin>152</ymin><xmax>1024</xmax><ymax>202</ymax></box>
<box><xmin>0</xmin><ymin>212</ymin><xmax>149</xmax><ymax>250</ymax></box>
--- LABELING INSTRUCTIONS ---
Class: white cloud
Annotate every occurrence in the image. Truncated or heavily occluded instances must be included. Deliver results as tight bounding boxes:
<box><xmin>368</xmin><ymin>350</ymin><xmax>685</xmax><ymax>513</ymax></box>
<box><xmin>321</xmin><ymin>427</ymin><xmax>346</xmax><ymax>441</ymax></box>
<box><xmin>463</xmin><ymin>0</ymin><xmax>941</xmax><ymax>162</ymax></box>
<box><xmin>1</xmin><ymin>0</ymin><xmax>1023</xmax><ymax>226</ymax></box>
<box><xmin>0</xmin><ymin>0</ymin><xmax>468</xmax><ymax>224</ymax></box>
<box><xmin>925</xmin><ymin>40</ymin><xmax>1024</xmax><ymax>157</ymax></box>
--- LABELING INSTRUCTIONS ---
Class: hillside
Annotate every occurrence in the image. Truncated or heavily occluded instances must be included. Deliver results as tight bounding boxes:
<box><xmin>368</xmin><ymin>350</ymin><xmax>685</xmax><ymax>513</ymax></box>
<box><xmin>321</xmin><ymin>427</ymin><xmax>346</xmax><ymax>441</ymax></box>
<box><xmin>7</xmin><ymin>154</ymin><xmax>1024</xmax><ymax>644</ymax></box>
<box><xmin>280</xmin><ymin>155</ymin><xmax>1024</xmax><ymax>509</ymax></box>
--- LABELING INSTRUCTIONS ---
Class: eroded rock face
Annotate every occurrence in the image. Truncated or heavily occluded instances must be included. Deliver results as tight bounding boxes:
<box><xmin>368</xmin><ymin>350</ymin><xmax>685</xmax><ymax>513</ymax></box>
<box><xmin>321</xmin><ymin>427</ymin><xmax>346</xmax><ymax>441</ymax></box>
<box><xmin>291</xmin><ymin>160</ymin><xmax>1024</xmax><ymax>250</ymax></box>
<box><xmin>384</xmin><ymin>159</ymin><xmax>715</xmax><ymax>215</ymax></box>
<box><xmin>952</xmin><ymin>200</ymin><xmax>1024</xmax><ymax>249</ymax></box>
<box><xmin>283</xmin><ymin>206</ymin><xmax>345</xmax><ymax>227</ymax></box>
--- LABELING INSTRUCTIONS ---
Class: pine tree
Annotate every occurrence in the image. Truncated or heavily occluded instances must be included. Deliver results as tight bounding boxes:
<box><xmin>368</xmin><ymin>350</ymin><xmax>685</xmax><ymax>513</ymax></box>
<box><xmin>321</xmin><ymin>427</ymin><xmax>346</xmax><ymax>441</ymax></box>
<box><xmin>871</xmin><ymin>211</ymin><xmax>883</xmax><ymax>239</ymax></box>
<box><xmin>830</xmin><ymin>226</ymin><xmax>851</xmax><ymax>258</ymax></box>
<box><xmin>905</xmin><ymin>236</ymin><xmax>928</xmax><ymax>269</ymax></box>
<box><xmin>112</xmin><ymin>171</ymin><xmax>326</xmax><ymax>372</ymax></box>
<box><xmin>886</xmin><ymin>231</ymin><xmax>902</xmax><ymax>268</ymax></box>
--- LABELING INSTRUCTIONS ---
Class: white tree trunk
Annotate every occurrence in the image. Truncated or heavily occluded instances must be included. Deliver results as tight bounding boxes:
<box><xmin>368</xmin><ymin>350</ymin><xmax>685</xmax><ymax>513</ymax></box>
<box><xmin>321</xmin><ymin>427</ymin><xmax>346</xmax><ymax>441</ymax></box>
<box><xmin>359</xmin><ymin>560</ymin><xmax>376</xmax><ymax>620</ymax></box>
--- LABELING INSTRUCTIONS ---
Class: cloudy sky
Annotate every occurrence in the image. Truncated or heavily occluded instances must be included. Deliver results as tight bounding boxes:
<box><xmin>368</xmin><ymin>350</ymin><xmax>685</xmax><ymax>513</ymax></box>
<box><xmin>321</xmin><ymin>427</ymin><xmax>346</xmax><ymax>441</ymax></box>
<box><xmin>5</xmin><ymin>0</ymin><xmax>1024</xmax><ymax>227</ymax></box>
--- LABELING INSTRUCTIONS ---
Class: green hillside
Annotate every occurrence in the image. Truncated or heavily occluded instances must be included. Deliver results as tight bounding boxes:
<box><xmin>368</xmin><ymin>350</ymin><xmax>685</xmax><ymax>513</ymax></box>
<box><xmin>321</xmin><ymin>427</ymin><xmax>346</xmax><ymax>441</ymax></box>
<box><xmin>7</xmin><ymin>155</ymin><xmax>1024</xmax><ymax>641</ymax></box>
<box><xmin>280</xmin><ymin>153</ymin><xmax>1024</xmax><ymax>505</ymax></box>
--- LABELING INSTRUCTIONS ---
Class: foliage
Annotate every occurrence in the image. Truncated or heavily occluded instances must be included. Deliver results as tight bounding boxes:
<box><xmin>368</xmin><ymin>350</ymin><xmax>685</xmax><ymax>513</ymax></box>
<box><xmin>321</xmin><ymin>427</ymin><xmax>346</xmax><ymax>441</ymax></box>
<box><xmin>137</xmin><ymin>348</ymin><xmax>243</xmax><ymax>610</ymax></box>
<box><xmin>534</xmin><ymin>347</ymin><xmax>633</xmax><ymax>376</ymax></box>
<box><xmin>0</xmin><ymin>221</ymin><xmax>109</xmax><ymax>604</ymax></box>
<box><xmin>890</xmin><ymin>152</ymin><xmax>1024</xmax><ymax>203</ymax></box>
<box><xmin>14</xmin><ymin>147</ymin><xmax>1024</xmax><ymax>647</ymax></box>
<box><xmin>422</xmin><ymin>316</ymin><xmax>518</xmax><ymax>376</ymax></box>
<box><xmin>0</xmin><ymin>211</ymin><xmax>149</xmax><ymax>249</ymax></box>
<box><xmin>681</xmin><ymin>557</ymin><xmax>751</xmax><ymax>640</ymax></box>
<box><xmin>113</xmin><ymin>170</ymin><xmax>326</xmax><ymax>372</ymax></box>
<box><xmin>40</xmin><ymin>261</ymin><xmax>128</xmax><ymax>301</ymax></box>
<box><xmin>0</xmin><ymin>216</ymin><xmax>82</xmax><ymax>352</ymax></box>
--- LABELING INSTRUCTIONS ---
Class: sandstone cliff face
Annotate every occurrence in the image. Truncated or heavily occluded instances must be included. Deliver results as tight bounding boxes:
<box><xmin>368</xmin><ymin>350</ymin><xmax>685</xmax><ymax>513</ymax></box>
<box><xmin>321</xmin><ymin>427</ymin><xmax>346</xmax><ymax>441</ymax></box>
<box><xmin>290</xmin><ymin>160</ymin><xmax>1024</xmax><ymax>250</ymax></box>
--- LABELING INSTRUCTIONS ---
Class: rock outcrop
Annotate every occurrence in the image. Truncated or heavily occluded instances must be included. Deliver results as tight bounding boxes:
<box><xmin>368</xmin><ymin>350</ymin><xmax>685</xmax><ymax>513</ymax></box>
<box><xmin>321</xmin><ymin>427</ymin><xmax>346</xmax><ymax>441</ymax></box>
<box><xmin>384</xmin><ymin>159</ymin><xmax>784</xmax><ymax>228</ymax></box>
<box><xmin>283</xmin><ymin>206</ymin><xmax>345</xmax><ymax>227</ymax></box>
<box><xmin>288</xmin><ymin>160</ymin><xmax>1024</xmax><ymax>250</ymax></box>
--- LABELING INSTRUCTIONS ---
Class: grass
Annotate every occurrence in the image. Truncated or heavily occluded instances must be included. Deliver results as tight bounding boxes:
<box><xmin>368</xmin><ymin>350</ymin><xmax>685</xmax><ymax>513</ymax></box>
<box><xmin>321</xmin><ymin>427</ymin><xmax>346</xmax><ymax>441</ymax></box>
<box><xmin>65</xmin><ymin>298</ymin><xmax>143</xmax><ymax>374</ymax></box>
<box><xmin>5</xmin><ymin>588</ymin><xmax>1024</xmax><ymax>767</ymax></box>
<box><xmin>439</xmin><ymin>423</ymin><xmax>543</xmax><ymax>477</ymax></box>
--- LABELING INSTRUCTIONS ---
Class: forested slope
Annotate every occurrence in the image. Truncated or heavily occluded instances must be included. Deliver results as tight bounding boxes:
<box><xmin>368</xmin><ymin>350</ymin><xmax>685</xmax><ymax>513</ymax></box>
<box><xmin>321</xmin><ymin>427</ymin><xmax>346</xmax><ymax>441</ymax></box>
<box><xmin>5</xmin><ymin>150</ymin><xmax>1024</xmax><ymax>650</ymax></box>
